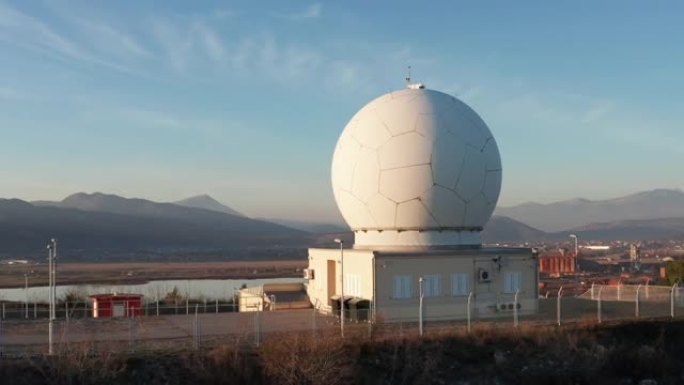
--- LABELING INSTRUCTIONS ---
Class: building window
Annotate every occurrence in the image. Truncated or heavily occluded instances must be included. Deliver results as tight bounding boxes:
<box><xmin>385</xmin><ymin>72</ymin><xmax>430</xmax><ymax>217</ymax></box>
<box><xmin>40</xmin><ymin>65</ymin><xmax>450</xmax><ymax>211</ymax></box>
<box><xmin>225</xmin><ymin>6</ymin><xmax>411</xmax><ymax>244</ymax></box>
<box><xmin>503</xmin><ymin>271</ymin><xmax>522</xmax><ymax>294</ymax></box>
<box><xmin>422</xmin><ymin>274</ymin><xmax>441</xmax><ymax>297</ymax></box>
<box><xmin>344</xmin><ymin>274</ymin><xmax>361</xmax><ymax>297</ymax></box>
<box><xmin>450</xmin><ymin>273</ymin><xmax>469</xmax><ymax>296</ymax></box>
<box><xmin>393</xmin><ymin>275</ymin><xmax>413</xmax><ymax>299</ymax></box>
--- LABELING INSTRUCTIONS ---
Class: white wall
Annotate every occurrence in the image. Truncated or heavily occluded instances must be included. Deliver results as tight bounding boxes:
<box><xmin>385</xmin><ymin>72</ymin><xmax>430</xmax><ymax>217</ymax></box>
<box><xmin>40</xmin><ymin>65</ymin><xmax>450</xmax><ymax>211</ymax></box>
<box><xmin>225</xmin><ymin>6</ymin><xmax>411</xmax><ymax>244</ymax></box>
<box><xmin>306</xmin><ymin>248</ymin><xmax>374</xmax><ymax>313</ymax></box>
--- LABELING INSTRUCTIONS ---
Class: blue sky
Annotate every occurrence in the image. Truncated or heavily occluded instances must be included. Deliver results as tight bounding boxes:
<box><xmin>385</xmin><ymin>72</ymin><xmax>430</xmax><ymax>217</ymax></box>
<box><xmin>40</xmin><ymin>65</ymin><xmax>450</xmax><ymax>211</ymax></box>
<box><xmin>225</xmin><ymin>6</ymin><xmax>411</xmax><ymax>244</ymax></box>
<box><xmin>0</xmin><ymin>1</ymin><xmax>682</xmax><ymax>223</ymax></box>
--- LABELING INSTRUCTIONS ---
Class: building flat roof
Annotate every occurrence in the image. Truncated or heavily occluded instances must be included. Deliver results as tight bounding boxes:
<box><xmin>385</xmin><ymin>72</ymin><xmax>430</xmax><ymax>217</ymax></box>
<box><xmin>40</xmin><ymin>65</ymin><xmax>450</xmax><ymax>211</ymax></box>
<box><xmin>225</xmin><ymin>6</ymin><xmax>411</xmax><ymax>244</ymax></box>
<box><xmin>374</xmin><ymin>247</ymin><xmax>532</xmax><ymax>258</ymax></box>
<box><xmin>89</xmin><ymin>293</ymin><xmax>143</xmax><ymax>300</ymax></box>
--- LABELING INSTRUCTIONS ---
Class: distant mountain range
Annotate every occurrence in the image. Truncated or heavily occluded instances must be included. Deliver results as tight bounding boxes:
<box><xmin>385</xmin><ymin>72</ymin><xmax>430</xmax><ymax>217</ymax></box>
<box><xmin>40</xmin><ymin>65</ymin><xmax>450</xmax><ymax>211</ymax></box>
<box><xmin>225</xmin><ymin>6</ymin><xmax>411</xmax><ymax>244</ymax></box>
<box><xmin>4</xmin><ymin>193</ymin><xmax>308</xmax><ymax>261</ymax></box>
<box><xmin>482</xmin><ymin>215</ymin><xmax>684</xmax><ymax>243</ymax></box>
<box><xmin>495</xmin><ymin>188</ymin><xmax>684</xmax><ymax>232</ymax></box>
<box><xmin>567</xmin><ymin>217</ymin><xmax>684</xmax><ymax>241</ymax></box>
<box><xmin>481</xmin><ymin>216</ymin><xmax>547</xmax><ymax>244</ymax></box>
<box><xmin>264</xmin><ymin>218</ymin><xmax>349</xmax><ymax>234</ymax></box>
<box><xmin>2</xmin><ymin>189</ymin><xmax>684</xmax><ymax>260</ymax></box>
<box><xmin>173</xmin><ymin>194</ymin><xmax>244</xmax><ymax>217</ymax></box>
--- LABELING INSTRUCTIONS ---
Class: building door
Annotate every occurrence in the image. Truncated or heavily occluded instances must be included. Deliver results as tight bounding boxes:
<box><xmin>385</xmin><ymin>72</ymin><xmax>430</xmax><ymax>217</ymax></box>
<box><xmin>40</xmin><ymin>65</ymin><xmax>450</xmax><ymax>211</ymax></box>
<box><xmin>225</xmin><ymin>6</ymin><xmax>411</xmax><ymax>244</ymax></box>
<box><xmin>113</xmin><ymin>303</ymin><xmax>125</xmax><ymax>317</ymax></box>
<box><xmin>327</xmin><ymin>260</ymin><xmax>336</xmax><ymax>304</ymax></box>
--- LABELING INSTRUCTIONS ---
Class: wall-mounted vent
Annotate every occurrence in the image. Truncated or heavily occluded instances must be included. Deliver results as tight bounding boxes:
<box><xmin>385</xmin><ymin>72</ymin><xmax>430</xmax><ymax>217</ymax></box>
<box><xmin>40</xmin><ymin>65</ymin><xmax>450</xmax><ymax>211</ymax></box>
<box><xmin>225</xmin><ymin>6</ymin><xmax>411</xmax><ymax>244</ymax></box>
<box><xmin>478</xmin><ymin>268</ymin><xmax>491</xmax><ymax>282</ymax></box>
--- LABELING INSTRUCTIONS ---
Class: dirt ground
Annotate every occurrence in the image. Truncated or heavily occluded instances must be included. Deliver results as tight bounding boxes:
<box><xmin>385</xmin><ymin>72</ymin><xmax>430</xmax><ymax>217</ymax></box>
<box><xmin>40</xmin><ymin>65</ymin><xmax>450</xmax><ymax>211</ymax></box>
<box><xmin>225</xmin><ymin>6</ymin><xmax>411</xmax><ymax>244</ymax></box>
<box><xmin>0</xmin><ymin>260</ymin><xmax>307</xmax><ymax>288</ymax></box>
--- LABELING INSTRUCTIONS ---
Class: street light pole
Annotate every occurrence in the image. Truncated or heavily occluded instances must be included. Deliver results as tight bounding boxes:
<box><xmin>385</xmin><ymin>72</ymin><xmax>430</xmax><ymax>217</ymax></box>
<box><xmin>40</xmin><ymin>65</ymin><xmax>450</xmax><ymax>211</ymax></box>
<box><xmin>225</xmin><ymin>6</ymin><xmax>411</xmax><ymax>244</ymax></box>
<box><xmin>24</xmin><ymin>273</ymin><xmax>29</xmax><ymax>319</ymax></box>
<box><xmin>569</xmin><ymin>234</ymin><xmax>579</xmax><ymax>293</ymax></box>
<box><xmin>47</xmin><ymin>241</ymin><xmax>53</xmax><ymax>355</ymax></box>
<box><xmin>52</xmin><ymin>239</ymin><xmax>57</xmax><ymax>321</ymax></box>
<box><xmin>334</xmin><ymin>238</ymin><xmax>345</xmax><ymax>338</ymax></box>
<box><xmin>47</xmin><ymin>238</ymin><xmax>57</xmax><ymax>355</ymax></box>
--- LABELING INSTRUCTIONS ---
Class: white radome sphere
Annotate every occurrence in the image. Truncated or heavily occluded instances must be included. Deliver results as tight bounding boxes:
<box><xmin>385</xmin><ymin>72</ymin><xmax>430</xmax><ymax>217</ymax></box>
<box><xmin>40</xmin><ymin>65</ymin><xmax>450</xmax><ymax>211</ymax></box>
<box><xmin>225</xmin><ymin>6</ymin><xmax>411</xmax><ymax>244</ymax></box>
<box><xmin>331</xmin><ymin>86</ymin><xmax>502</xmax><ymax>247</ymax></box>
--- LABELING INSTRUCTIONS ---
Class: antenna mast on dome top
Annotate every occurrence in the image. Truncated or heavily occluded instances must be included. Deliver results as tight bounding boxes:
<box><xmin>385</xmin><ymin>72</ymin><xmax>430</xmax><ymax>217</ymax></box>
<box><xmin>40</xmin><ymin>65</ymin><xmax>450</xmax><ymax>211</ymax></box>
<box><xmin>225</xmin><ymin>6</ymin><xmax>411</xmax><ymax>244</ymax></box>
<box><xmin>405</xmin><ymin>65</ymin><xmax>425</xmax><ymax>89</ymax></box>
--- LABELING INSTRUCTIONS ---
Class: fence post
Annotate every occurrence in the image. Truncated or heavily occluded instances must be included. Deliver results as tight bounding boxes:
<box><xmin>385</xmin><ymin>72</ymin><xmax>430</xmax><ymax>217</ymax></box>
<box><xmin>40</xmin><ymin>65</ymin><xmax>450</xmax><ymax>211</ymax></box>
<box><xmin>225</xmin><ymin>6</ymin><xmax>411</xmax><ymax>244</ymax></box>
<box><xmin>466</xmin><ymin>292</ymin><xmax>473</xmax><ymax>333</ymax></box>
<box><xmin>34</xmin><ymin>302</ymin><xmax>37</xmax><ymax>319</ymax></box>
<box><xmin>671</xmin><ymin>283</ymin><xmax>677</xmax><ymax>319</ymax></box>
<box><xmin>617</xmin><ymin>281</ymin><xmax>622</xmax><ymax>301</ymax></box>
<box><xmin>254</xmin><ymin>310</ymin><xmax>261</xmax><ymax>347</ymax></box>
<box><xmin>646</xmin><ymin>279</ymin><xmax>650</xmax><ymax>299</ymax></box>
<box><xmin>186</xmin><ymin>298</ymin><xmax>189</xmax><ymax>315</ymax></box>
<box><xmin>156</xmin><ymin>297</ymin><xmax>159</xmax><ymax>317</ymax></box>
<box><xmin>513</xmin><ymin>289</ymin><xmax>519</xmax><ymax>328</ymax></box>
<box><xmin>367</xmin><ymin>308</ymin><xmax>372</xmax><ymax>339</ymax></box>
<box><xmin>194</xmin><ymin>304</ymin><xmax>199</xmax><ymax>350</ymax></box>
<box><xmin>597</xmin><ymin>286</ymin><xmax>604</xmax><ymax>324</ymax></box>
<box><xmin>635</xmin><ymin>284</ymin><xmax>641</xmax><ymax>318</ymax></box>
<box><xmin>65</xmin><ymin>302</ymin><xmax>69</xmax><ymax>323</ymax></box>
<box><xmin>418</xmin><ymin>276</ymin><xmax>424</xmax><ymax>337</ymax></box>
<box><xmin>2</xmin><ymin>303</ymin><xmax>5</xmax><ymax>319</ymax></box>
<box><xmin>590</xmin><ymin>283</ymin><xmax>595</xmax><ymax>300</ymax></box>
<box><xmin>128</xmin><ymin>317</ymin><xmax>136</xmax><ymax>353</ymax></box>
<box><xmin>557</xmin><ymin>286</ymin><xmax>563</xmax><ymax>326</ymax></box>
<box><xmin>215</xmin><ymin>299</ymin><xmax>219</xmax><ymax>314</ymax></box>
<box><xmin>312</xmin><ymin>307</ymin><xmax>317</xmax><ymax>340</ymax></box>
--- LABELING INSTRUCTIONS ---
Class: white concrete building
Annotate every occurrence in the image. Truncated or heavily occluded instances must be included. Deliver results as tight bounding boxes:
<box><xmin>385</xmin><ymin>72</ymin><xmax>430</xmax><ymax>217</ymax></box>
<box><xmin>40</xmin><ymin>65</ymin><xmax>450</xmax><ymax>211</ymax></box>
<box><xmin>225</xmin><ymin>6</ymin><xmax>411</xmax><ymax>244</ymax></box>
<box><xmin>306</xmin><ymin>82</ymin><xmax>538</xmax><ymax>322</ymax></box>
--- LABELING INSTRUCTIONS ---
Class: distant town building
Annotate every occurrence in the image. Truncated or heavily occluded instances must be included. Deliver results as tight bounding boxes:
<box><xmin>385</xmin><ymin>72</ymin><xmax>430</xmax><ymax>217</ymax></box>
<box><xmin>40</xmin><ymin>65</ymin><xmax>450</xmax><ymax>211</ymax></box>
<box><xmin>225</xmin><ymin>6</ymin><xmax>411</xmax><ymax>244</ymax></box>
<box><xmin>630</xmin><ymin>243</ymin><xmax>641</xmax><ymax>262</ymax></box>
<box><xmin>539</xmin><ymin>253</ymin><xmax>576</xmax><ymax>276</ymax></box>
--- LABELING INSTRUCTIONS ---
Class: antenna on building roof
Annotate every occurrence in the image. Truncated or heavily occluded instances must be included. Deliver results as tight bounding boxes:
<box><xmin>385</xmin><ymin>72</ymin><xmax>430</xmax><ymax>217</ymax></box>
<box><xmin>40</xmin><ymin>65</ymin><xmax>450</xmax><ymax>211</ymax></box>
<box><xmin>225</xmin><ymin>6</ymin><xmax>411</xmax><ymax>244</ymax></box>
<box><xmin>405</xmin><ymin>65</ymin><xmax>425</xmax><ymax>89</ymax></box>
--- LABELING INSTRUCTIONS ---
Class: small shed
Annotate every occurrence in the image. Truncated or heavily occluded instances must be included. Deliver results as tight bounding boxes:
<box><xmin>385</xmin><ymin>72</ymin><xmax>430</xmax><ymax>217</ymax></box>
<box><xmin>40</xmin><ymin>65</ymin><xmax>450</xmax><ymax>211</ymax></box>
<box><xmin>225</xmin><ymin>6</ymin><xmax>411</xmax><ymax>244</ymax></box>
<box><xmin>239</xmin><ymin>283</ymin><xmax>310</xmax><ymax>312</ymax></box>
<box><xmin>90</xmin><ymin>293</ymin><xmax>143</xmax><ymax>318</ymax></box>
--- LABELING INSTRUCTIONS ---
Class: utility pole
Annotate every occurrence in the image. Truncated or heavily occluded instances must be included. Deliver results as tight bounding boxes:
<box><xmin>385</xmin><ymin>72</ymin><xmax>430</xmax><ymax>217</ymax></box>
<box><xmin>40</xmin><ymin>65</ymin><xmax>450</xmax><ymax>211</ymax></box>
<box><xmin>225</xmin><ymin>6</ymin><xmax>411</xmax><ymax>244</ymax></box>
<box><xmin>24</xmin><ymin>273</ymin><xmax>29</xmax><ymax>319</ymax></box>
<box><xmin>47</xmin><ymin>240</ymin><xmax>53</xmax><ymax>355</ymax></box>
<box><xmin>47</xmin><ymin>238</ymin><xmax>57</xmax><ymax>355</ymax></box>
<box><xmin>334</xmin><ymin>238</ymin><xmax>345</xmax><ymax>338</ymax></box>
<box><xmin>418</xmin><ymin>276</ymin><xmax>424</xmax><ymax>336</ymax></box>
<box><xmin>569</xmin><ymin>234</ymin><xmax>579</xmax><ymax>294</ymax></box>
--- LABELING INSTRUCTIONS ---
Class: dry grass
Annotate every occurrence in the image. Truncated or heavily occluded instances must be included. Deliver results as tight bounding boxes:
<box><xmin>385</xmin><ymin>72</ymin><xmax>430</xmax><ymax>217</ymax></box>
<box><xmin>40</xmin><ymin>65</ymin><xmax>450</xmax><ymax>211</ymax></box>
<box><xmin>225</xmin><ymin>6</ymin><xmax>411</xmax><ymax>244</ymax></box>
<box><xmin>2</xmin><ymin>319</ymin><xmax>684</xmax><ymax>384</ymax></box>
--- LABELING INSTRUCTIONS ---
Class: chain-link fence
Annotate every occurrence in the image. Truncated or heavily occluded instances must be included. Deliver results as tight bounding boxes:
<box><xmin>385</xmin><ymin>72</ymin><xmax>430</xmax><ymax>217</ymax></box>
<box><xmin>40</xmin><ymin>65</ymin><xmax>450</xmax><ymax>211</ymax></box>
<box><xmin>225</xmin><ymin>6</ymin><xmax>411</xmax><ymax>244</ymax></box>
<box><xmin>0</xmin><ymin>284</ymin><xmax>682</xmax><ymax>356</ymax></box>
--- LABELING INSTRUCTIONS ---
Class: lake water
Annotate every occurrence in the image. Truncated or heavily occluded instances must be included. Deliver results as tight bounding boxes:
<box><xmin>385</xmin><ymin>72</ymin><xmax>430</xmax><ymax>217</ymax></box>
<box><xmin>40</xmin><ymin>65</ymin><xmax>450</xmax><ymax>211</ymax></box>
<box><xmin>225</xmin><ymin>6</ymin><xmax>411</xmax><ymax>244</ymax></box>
<box><xmin>0</xmin><ymin>277</ymin><xmax>304</xmax><ymax>303</ymax></box>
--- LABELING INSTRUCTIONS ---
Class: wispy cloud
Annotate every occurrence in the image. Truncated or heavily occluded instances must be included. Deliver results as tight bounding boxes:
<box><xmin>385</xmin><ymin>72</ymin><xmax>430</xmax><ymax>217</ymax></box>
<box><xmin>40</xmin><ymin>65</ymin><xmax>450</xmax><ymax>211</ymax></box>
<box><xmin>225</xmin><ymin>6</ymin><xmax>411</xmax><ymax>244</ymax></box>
<box><xmin>581</xmin><ymin>99</ymin><xmax>616</xmax><ymax>124</ymax></box>
<box><xmin>212</xmin><ymin>9</ymin><xmax>237</xmax><ymax>20</ymax></box>
<box><xmin>70</xmin><ymin>18</ymin><xmax>152</xmax><ymax>61</ymax></box>
<box><xmin>0</xmin><ymin>3</ymin><xmax>86</xmax><ymax>60</ymax></box>
<box><xmin>195</xmin><ymin>22</ymin><xmax>225</xmax><ymax>61</ymax></box>
<box><xmin>482</xmin><ymin>82</ymin><xmax>684</xmax><ymax>156</ymax></box>
<box><xmin>0</xmin><ymin>2</ymin><xmax>139</xmax><ymax>73</ymax></box>
<box><xmin>149</xmin><ymin>18</ymin><xmax>330</xmax><ymax>84</ymax></box>
<box><xmin>275</xmin><ymin>4</ymin><xmax>322</xmax><ymax>20</ymax></box>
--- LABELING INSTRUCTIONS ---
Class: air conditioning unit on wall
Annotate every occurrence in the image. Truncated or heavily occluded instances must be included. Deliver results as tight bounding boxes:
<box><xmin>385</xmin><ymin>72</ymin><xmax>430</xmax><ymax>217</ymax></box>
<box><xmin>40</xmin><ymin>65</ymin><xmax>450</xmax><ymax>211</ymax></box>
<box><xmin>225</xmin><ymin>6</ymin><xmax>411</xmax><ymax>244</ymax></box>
<box><xmin>478</xmin><ymin>268</ymin><xmax>491</xmax><ymax>282</ymax></box>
